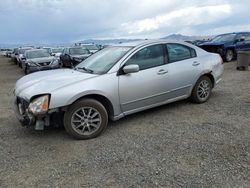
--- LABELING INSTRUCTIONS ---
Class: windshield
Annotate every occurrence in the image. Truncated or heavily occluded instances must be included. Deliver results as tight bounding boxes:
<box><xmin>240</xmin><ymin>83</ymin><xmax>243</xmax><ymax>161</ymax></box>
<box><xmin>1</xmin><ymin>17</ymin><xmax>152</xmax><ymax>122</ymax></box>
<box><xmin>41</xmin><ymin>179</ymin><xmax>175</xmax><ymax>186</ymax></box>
<box><xmin>26</xmin><ymin>50</ymin><xmax>51</xmax><ymax>59</ymax></box>
<box><xmin>43</xmin><ymin>48</ymin><xmax>51</xmax><ymax>53</ymax></box>
<box><xmin>211</xmin><ymin>34</ymin><xmax>236</xmax><ymax>42</ymax></box>
<box><xmin>52</xmin><ymin>48</ymin><xmax>63</xmax><ymax>53</ymax></box>
<box><xmin>69</xmin><ymin>48</ymin><xmax>90</xmax><ymax>55</ymax></box>
<box><xmin>76</xmin><ymin>46</ymin><xmax>132</xmax><ymax>74</ymax></box>
<box><xmin>19</xmin><ymin>48</ymin><xmax>31</xmax><ymax>54</ymax></box>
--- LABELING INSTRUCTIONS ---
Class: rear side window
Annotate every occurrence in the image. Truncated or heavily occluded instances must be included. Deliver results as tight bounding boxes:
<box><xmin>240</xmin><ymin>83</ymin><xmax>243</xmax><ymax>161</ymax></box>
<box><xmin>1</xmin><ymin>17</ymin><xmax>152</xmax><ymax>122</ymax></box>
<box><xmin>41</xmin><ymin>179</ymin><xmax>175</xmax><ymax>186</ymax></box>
<box><xmin>126</xmin><ymin>44</ymin><xmax>164</xmax><ymax>70</ymax></box>
<box><xmin>245</xmin><ymin>34</ymin><xmax>250</xmax><ymax>41</ymax></box>
<box><xmin>166</xmin><ymin>44</ymin><xmax>197</xmax><ymax>63</ymax></box>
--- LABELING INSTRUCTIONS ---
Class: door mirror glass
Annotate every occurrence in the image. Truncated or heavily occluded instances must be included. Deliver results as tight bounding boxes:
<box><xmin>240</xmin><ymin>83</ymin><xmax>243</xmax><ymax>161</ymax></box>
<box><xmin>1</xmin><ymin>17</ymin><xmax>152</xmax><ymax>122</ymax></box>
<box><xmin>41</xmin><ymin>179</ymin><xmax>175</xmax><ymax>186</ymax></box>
<box><xmin>123</xmin><ymin>64</ymin><xmax>139</xmax><ymax>74</ymax></box>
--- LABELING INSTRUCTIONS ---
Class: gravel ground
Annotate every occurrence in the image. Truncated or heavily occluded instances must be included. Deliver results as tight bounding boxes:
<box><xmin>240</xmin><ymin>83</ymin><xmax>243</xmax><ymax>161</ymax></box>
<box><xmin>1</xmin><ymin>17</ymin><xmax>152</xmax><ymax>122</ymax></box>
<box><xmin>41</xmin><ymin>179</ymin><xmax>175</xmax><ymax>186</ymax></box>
<box><xmin>0</xmin><ymin>56</ymin><xmax>250</xmax><ymax>188</ymax></box>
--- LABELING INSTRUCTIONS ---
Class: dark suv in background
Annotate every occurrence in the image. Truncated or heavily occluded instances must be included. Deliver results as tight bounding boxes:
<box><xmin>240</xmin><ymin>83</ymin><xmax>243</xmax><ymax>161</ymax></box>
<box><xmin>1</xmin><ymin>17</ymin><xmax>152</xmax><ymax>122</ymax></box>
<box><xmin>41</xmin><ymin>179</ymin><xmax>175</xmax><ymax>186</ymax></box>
<box><xmin>60</xmin><ymin>47</ymin><xmax>91</xmax><ymax>67</ymax></box>
<box><xmin>199</xmin><ymin>32</ymin><xmax>250</xmax><ymax>62</ymax></box>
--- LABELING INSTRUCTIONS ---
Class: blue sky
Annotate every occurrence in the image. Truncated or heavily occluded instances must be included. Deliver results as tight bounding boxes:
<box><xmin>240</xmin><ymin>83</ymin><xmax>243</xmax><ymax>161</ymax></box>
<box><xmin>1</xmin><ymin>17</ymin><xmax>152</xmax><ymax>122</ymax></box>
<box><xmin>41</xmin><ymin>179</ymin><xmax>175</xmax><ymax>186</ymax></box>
<box><xmin>0</xmin><ymin>0</ymin><xmax>250</xmax><ymax>44</ymax></box>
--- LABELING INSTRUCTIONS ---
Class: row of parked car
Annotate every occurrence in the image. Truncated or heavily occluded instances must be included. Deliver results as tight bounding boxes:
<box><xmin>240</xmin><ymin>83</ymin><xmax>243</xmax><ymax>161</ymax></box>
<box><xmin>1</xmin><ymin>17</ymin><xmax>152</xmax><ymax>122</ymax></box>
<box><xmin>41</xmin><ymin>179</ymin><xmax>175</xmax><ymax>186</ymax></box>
<box><xmin>5</xmin><ymin>44</ymin><xmax>102</xmax><ymax>74</ymax></box>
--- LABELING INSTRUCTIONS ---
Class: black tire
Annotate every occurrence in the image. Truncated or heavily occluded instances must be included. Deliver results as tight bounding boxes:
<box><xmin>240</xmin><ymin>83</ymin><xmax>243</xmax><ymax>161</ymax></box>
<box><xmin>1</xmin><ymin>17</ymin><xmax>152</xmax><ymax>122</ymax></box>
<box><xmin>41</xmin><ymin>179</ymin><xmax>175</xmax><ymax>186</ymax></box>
<box><xmin>225</xmin><ymin>49</ymin><xmax>234</xmax><ymax>62</ymax></box>
<box><xmin>24</xmin><ymin>66</ymin><xmax>30</xmax><ymax>75</ymax></box>
<box><xmin>64</xmin><ymin>99</ymin><xmax>108</xmax><ymax>140</ymax></box>
<box><xmin>190</xmin><ymin>76</ymin><xmax>212</xmax><ymax>103</ymax></box>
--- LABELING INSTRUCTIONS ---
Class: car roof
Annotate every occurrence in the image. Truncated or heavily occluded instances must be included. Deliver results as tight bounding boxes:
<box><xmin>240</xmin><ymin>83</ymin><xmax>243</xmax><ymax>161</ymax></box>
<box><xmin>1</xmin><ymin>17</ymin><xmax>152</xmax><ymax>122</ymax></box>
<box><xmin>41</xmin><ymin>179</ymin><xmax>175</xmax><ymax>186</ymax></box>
<box><xmin>19</xmin><ymin>47</ymin><xmax>33</xmax><ymax>50</ymax></box>
<box><xmin>81</xmin><ymin>44</ymin><xmax>97</xmax><ymax>46</ymax></box>
<box><xmin>113</xmin><ymin>39</ymin><xmax>191</xmax><ymax>48</ymax></box>
<box><xmin>66</xmin><ymin>47</ymin><xmax>87</xmax><ymax>49</ymax></box>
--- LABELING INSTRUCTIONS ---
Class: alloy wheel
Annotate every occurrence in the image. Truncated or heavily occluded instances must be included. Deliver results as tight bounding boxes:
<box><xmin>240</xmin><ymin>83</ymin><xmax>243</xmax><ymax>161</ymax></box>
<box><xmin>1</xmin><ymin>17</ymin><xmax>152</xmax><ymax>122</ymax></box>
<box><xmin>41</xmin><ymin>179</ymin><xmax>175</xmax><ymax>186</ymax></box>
<box><xmin>226</xmin><ymin>50</ymin><xmax>233</xmax><ymax>62</ymax></box>
<box><xmin>197</xmin><ymin>80</ymin><xmax>210</xmax><ymax>101</ymax></box>
<box><xmin>71</xmin><ymin>107</ymin><xmax>102</xmax><ymax>136</ymax></box>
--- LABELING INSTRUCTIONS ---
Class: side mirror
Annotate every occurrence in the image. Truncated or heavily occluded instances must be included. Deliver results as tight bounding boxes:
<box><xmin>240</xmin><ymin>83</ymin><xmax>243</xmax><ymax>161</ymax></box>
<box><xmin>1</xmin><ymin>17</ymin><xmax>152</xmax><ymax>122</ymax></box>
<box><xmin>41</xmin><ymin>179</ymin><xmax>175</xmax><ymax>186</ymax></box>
<box><xmin>123</xmin><ymin>64</ymin><xmax>139</xmax><ymax>74</ymax></box>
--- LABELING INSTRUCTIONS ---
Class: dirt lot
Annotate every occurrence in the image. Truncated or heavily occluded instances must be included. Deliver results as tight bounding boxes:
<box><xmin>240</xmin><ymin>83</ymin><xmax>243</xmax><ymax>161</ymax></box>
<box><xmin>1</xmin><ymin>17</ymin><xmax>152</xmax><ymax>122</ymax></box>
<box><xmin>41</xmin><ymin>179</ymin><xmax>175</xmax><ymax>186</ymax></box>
<box><xmin>0</xmin><ymin>56</ymin><xmax>250</xmax><ymax>188</ymax></box>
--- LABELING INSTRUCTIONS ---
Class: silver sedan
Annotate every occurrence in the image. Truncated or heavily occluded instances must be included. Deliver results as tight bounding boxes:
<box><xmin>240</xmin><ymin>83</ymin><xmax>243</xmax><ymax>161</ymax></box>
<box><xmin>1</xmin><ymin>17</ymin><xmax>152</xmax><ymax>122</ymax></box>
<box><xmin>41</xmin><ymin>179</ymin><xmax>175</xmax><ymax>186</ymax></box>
<box><xmin>14</xmin><ymin>40</ymin><xmax>224</xmax><ymax>139</ymax></box>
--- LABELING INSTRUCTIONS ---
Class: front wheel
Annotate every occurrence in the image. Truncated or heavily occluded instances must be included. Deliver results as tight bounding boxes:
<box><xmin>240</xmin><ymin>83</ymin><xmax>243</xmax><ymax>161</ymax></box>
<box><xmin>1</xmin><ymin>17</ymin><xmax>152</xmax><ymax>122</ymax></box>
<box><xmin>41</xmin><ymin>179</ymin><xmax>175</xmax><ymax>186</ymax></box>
<box><xmin>225</xmin><ymin>49</ymin><xmax>234</xmax><ymax>62</ymax></box>
<box><xmin>190</xmin><ymin>76</ymin><xmax>212</xmax><ymax>103</ymax></box>
<box><xmin>64</xmin><ymin>99</ymin><xmax>108</xmax><ymax>140</ymax></box>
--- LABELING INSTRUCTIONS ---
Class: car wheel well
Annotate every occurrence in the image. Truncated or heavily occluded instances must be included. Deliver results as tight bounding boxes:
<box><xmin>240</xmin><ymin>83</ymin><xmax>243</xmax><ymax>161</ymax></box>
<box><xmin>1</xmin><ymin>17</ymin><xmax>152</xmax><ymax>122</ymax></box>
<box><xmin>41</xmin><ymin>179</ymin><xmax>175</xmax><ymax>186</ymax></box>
<box><xmin>72</xmin><ymin>94</ymin><xmax>114</xmax><ymax>119</ymax></box>
<box><xmin>201</xmin><ymin>73</ymin><xmax>215</xmax><ymax>88</ymax></box>
<box><xmin>226</xmin><ymin>47</ymin><xmax>235</xmax><ymax>54</ymax></box>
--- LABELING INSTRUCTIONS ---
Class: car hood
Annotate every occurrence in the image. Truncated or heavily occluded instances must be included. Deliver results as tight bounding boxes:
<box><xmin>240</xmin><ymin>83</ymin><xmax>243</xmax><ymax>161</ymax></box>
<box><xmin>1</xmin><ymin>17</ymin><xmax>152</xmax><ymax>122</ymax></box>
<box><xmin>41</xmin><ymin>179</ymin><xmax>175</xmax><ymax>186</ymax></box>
<box><xmin>200</xmin><ymin>41</ymin><xmax>226</xmax><ymax>46</ymax></box>
<box><xmin>28</xmin><ymin>56</ymin><xmax>54</xmax><ymax>63</ymax></box>
<box><xmin>71</xmin><ymin>54</ymin><xmax>90</xmax><ymax>59</ymax></box>
<box><xmin>15</xmin><ymin>69</ymin><xmax>97</xmax><ymax>100</ymax></box>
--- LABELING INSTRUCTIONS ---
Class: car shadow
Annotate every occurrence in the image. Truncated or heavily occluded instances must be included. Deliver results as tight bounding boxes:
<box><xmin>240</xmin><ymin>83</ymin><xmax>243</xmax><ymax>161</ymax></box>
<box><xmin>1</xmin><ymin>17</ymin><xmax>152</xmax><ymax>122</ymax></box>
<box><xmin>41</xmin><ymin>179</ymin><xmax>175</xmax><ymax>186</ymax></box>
<box><xmin>109</xmin><ymin>99</ymin><xmax>192</xmax><ymax>127</ymax></box>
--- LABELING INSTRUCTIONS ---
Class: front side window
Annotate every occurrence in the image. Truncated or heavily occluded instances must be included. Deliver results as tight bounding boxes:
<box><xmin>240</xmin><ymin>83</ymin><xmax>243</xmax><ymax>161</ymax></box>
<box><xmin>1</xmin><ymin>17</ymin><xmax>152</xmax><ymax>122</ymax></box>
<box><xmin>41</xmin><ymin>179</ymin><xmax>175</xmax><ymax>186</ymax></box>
<box><xmin>126</xmin><ymin>44</ymin><xmax>164</xmax><ymax>70</ymax></box>
<box><xmin>166</xmin><ymin>44</ymin><xmax>196</xmax><ymax>63</ymax></box>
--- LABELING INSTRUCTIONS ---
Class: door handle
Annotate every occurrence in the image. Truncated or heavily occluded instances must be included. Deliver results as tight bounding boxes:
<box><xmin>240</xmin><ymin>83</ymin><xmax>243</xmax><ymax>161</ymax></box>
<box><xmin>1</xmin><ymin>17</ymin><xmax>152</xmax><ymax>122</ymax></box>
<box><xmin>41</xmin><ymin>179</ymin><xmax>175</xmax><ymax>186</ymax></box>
<box><xmin>157</xmin><ymin>69</ymin><xmax>168</xmax><ymax>75</ymax></box>
<box><xmin>192</xmin><ymin>61</ymin><xmax>200</xmax><ymax>66</ymax></box>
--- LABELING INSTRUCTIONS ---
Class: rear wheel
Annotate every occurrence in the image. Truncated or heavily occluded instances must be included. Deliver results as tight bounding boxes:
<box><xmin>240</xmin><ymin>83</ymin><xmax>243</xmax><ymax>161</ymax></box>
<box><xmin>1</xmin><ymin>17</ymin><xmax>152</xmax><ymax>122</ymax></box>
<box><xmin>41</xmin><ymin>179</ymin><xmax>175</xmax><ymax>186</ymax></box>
<box><xmin>190</xmin><ymin>76</ymin><xmax>212</xmax><ymax>103</ymax></box>
<box><xmin>225</xmin><ymin>49</ymin><xmax>234</xmax><ymax>62</ymax></box>
<box><xmin>64</xmin><ymin>99</ymin><xmax>108</xmax><ymax>139</ymax></box>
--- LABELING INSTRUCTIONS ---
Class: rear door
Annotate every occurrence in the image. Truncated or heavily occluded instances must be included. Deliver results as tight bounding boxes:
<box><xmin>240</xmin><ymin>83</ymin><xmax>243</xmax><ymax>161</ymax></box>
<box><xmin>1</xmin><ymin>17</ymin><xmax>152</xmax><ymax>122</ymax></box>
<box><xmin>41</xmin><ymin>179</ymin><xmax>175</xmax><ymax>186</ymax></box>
<box><xmin>165</xmin><ymin>43</ymin><xmax>202</xmax><ymax>98</ymax></box>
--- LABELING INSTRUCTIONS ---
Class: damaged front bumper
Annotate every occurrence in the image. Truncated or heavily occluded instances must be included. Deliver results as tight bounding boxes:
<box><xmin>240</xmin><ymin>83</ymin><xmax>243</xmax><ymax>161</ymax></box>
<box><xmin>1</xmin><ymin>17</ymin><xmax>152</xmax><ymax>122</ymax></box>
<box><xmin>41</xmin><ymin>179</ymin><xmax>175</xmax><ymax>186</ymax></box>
<box><xmin>13</xmin><ymin>96</ymin><xmax>63</xmax><ymax>130</ymax></box>
<box><xmin>13</xmin><ymin>97</ymin><xmax>48</xmax><ymax>130</ymax></box>
<box><xmin>13</xmin><ymin>97</ymin><xmax>35</xmax><ymax>126</ymax></box>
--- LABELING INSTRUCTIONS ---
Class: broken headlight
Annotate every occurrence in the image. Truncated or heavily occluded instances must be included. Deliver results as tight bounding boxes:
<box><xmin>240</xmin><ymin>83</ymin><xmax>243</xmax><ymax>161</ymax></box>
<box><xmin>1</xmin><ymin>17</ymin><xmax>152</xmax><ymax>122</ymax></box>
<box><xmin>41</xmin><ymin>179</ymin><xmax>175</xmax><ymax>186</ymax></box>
<box><xmin>28</xmin><ymin>95</ymin><xmax>49</xmax><ymax>115</ymax></box>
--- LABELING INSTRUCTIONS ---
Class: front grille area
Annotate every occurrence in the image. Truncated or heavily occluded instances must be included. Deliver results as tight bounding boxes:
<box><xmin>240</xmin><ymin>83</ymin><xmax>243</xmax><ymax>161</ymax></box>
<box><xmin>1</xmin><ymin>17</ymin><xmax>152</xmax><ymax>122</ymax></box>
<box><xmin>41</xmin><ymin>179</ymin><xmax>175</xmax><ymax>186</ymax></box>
<box><xmin>38</xmin><ymin>62</ymin><xmax>51</xmax><ymax>66</ymax></box>
<box><xmin>16</xmin><ymin>97</ymin><xmax>29</xmax><ymax>115</ymax></box>
<box><xmin>201</xmin><ymin>45</ymin><xmax>220</xmax><ymax>53</ymax></box>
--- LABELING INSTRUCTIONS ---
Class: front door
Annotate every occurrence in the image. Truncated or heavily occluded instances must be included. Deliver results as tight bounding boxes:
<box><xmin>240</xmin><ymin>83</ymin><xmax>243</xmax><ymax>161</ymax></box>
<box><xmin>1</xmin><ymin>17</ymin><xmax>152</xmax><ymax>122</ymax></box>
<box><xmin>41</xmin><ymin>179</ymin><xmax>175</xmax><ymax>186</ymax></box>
<box><xmin>119</xmin><ymin>44</ymin><xmax>171</xmax><ymax>114</ymax></box>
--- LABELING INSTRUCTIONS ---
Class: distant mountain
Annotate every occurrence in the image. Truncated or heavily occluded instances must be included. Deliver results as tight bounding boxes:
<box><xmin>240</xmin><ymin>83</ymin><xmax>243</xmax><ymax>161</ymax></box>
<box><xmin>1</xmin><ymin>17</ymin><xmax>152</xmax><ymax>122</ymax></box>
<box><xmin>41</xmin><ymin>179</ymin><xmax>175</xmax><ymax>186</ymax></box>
<box><xmin>0</xmin><ymin>34</ymin><xmax>214</xmax><ymax>49</ymax></box>
<box><xmin>161</xmin><ymin>34</ymin><xmax>212</xmax><ymax>41</ymax></box>
<box><xmin>81</xmin><ymin>34</ymin><xmax>213</xmax><ymax>45</ymax></box>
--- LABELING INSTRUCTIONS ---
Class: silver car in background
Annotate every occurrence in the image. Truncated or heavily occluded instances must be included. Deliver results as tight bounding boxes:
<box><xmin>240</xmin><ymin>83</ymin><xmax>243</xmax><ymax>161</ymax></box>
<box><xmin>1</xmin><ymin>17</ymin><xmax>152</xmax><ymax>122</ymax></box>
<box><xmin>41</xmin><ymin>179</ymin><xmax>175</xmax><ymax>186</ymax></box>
<box><xmin>14</xmin><ymin>40</ymin><xmax>223</xmax><ymax>139</ymax></box>
<box><xmin>23</xmin><ymin>49</ymin><xmax>59</xmax><ymax>74</ymax></box>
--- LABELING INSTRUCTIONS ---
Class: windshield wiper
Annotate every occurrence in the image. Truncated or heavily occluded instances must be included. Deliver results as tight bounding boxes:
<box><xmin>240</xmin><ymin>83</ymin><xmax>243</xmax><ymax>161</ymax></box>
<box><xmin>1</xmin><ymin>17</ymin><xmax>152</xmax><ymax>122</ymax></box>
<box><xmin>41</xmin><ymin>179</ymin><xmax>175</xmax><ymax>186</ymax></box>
<box><xmin>75</xmin><ymin>67</ymin><xmax>94</xmax><ymax>73</ymax></box>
